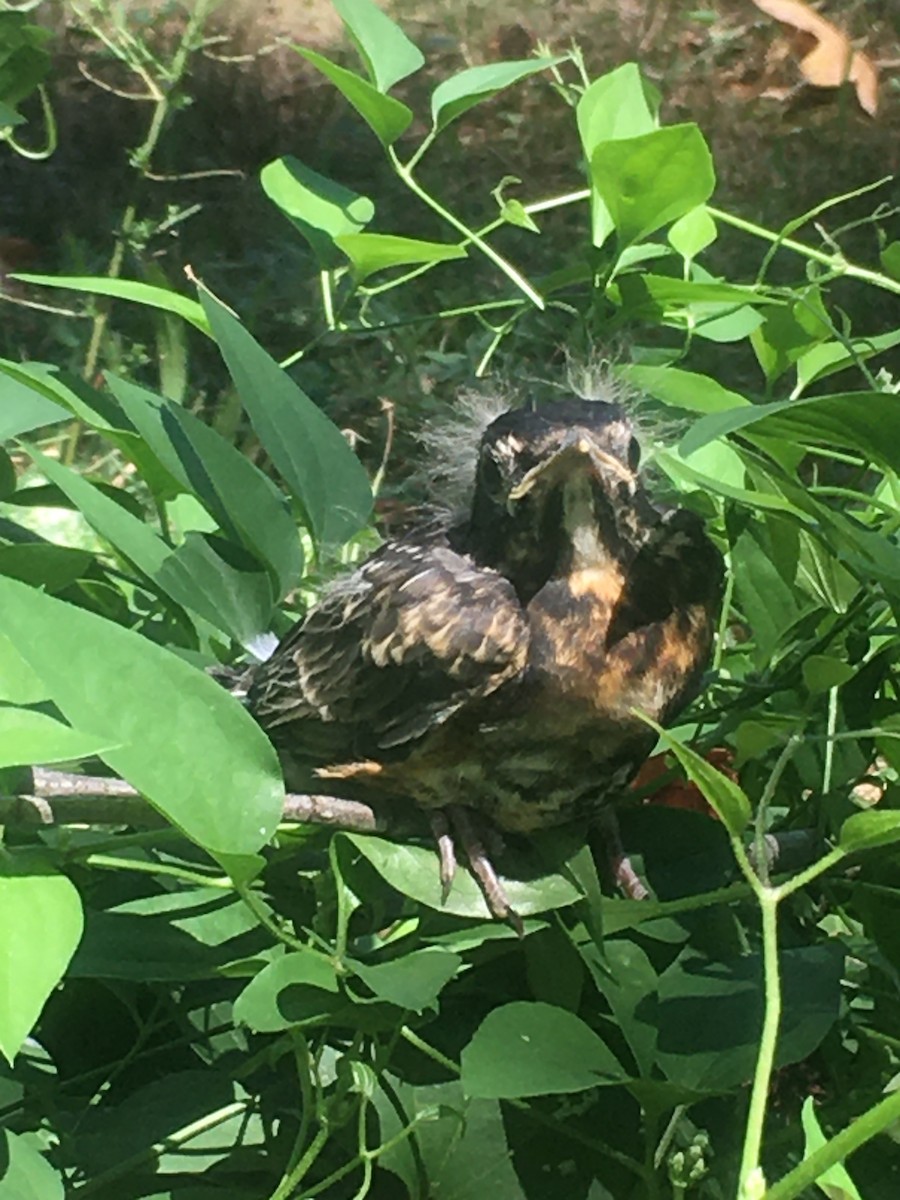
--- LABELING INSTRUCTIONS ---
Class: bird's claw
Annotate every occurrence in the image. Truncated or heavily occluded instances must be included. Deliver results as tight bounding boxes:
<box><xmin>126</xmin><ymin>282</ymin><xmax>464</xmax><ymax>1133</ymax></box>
<box><xmin>443</xmin><ymin>805</ymin><xmax>523</xmax><ymax>936</ymax></box>
<box><xmin>430</xmin><ymin>810</ymin><xmax>458</xmax><ymax>903</ymax></box>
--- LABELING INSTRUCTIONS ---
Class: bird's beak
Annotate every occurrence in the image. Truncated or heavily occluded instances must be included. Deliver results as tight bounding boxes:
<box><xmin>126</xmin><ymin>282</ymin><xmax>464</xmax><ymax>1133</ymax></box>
<box><xmin>507</xmin><ymin>434</ymin><xmax>634</xmax><ymax>503</ymax></box>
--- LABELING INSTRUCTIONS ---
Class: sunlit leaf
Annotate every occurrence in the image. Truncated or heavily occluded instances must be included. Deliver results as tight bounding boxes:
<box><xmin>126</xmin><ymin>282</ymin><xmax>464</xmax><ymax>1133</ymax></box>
<box><xmin>577</xmin><ymin>62</ymin><xmax>660</xmax><ymax>247</ymax></box>
<box><xmin>260</xmin><ymin>156</ymin><xmax>374</xmax><ymax>267</ymax></box>
<box><xmin>234</xmin><ymin>949</ymin><xmax>340</xmax><ymax>1032</ymax></box>
<box><xmin>0</xmin><ymin>634</ymin><xmax>47</xmax><ymax>704</ymax></box>
<box><xmin>0</xmin><ymin>575</ymin><xmax>284</xmax><ymax>857</ymax></box>
<box><xmin>591</xmin><ymin>125</ymin><xmax>715</xmax><ymax>247</ymax></box>
<box><xmin>801</xmin><ymin>655</ymin><xmax>856</xmax><ymax>694</ymax></box>
<box><xmin>668</xmin><ymin>206</ymin><xmax>717</xmax><ymax>261</ymax></box>
<box><xmin>335</xmin><ymin>232</ymin><xmax>466</xmax><ymax>280</ymax></box>
<box><xmin>292</xmin><ymin>46</ymin><xmax>412</xmax><ymax>145</ymax></box>
<box><xmin>0</xmin><ymin>855</ymin><xmax>83</xmax><ymax>1063</ymax></box>
<box><xmin>350</xmin><ymin>948</ymin><xmax>462</xmax><ymax>1012</ymax></box>
<box><xmin>11</xmin><ymin>274</ymin><xmax>209</xmax><ymax>333</ymax></box>
<box><xmin>200</xmin><ymin>287</ymin><xmax>372</xmax><ymax>547</ymax></box>
<box><xmin>0</xmin><ymin>708</ymin><xmax>115</xmax><ymax>767</ymax></box>
<box><xmin>0</xmin><ymin>1129</ymin><xmax>64</xmax><ymax>1200</ymax></box>
<box><xmin>799</xmin><ymin>1095</ymin><xmax>863</xmax><ymax>1200</ymax></box>
<box><xmin>0</xmin><ymin>364</ymin><xmax>69</xmax><ymax>437</ymax></box>
<box><xmin>461</xmin><ymin>1002</ymin><xmax>626</xmax><ymax>1098</ymax></box>
<box><xmin>334</xmin><ymin>0</ymin><xmax>424</xmax><ymax>92</ymax></box>
<box><xmin>839</xmin><ymin>810</ymin><xmax>900</xmax><ymax>854</ymax></box>
<box><xmin>106</xmin><ymin>374</ymin><xmax>303</xmax><ymax>597</ymax></box>
<box><xmin>431</xmin><ymin>58</ymin><xmax>565</xmax><ymax>133</ymax></box>
<box><xmin>794</xmin><ymin>330</ymin><xmax>900</xmax><ymax>393</ymax></box>
<box><xmin>344</xmin><ymin>834</ymin><xmax>581</xmax><ymax>919</ymax></box>
<box><xmin>639</xmin><ymin>723</ymin><xmax>751</xmax><ymax>836</ymax></box>
<box><xmin>20</xmin><ymin>445</ymin><xmax>258</xmax><ymax>640</ymax></box>
<box><xmin>620</xmin><ymin>365</ymin><xmax>749</xmax><ymax>414</ymax></box>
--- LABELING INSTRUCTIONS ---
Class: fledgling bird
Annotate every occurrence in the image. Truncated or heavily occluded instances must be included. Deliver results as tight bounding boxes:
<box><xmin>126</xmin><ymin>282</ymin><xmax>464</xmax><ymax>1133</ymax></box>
<box><xmin>247</xmin><ymin>395</ymin><xmax>723</xmax><ymax>923</ymax></box>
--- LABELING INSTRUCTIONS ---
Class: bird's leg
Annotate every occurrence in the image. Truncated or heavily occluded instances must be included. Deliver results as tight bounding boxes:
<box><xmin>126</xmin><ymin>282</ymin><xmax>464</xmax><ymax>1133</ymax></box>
<box><xmin>447</xmin><ymin>805</ymin><xmax>524</xmax><ymax>936</ymax></box>
<box><xmin>597</xmin><ymin>806</ymin><xmax>649</xmax><ymax>901</ymax></box>
<box><xmin>429</xmin><ymin>809</ymin><xmax>457</xmax><ymax>903</ymax></box>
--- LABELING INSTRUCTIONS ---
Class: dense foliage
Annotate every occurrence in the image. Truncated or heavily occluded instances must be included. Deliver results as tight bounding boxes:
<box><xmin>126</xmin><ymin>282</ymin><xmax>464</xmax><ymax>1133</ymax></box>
<box><xmin>2</xmin><ymin>2</ymin><xmax>900</xmax><ymax>1197</ymax></box>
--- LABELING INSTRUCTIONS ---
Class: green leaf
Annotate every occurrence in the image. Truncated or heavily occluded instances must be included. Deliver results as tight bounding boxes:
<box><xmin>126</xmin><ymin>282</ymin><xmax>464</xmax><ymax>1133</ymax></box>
<box><xmin>500</xmin><ymin>198</ymin><xmax>540</xmax><ymax>233</ymax></box>
<box><xmin>156</xmin><ymin>532</ymin><xmax>276</xmax><ymax>646</ymax></box>
<box><xmin>799</xmin><ymin>1096</ymin><xmax>863</xmax><ymax>1200</ymax></box>
<box><xmin>0</xmin><ymin>1129</ymin><xmax>64</xmax><ymax>1200</ymax></box>
<box><xmin>0</xmin><ymin>13</ymin><xmax>51</xmax><ymax>114</ymax></box>
<box><xmin>751</xmin><ymin>301</ymin><xmax>829</xmax><ymax>383</ymax></box>
<box><xmin>374</xmin><ymin>1078</ymin><xmax>525</xmax><ymax>1200</ymax></box>
<box><xmin>641</xmin><ymin>723</ymin><xmax>751</xmax><ymax>836</ymax></box>
<box><xmin>350</xmin><ymin>948</ymin><xmax>462</xmax><ymax>1012</ymax></box>
<box><xmin>0</xmin><ymin>635</ymin><xmax>47</xmax><ymax>704</ymax></box>
<box><xmin>106</xmin><ymin>374</ymin><xmax>303</xmax><ymax>598</ymax></box>
<box><xmin>667</xmin><ymin>206</ymin><xmax>717</xmax><ymax>261</ymax></box>
<box><xmin>21</xmin><ymin>445</ymin><xmax>252</xmax><ymax>638</ymax></box>
<box><xmin>344</xmin><ymin>834</ymin><xmax>582</xmax><ymax>918</ymax></box>
<box><xmin>461</xmin><ymin>1001</ymin><xmax>625</xmax><ymax>1098</ymax></box>
<box><xmin>0</xmin><ymin>100</ymin><xmax>23</xmax><ymax>127</ymax></box>
<box><xmin>620</xmin><ymin>365</ymin><xmax>749</xmax><ymax>414</ymax></box>
<box><xmin>655</xmin><ymin>945</ymin><xmax>842</xmax><ymax>1093</ymax></box>
<box><xmin>0</xmin><ymin>708</ymin><xmax>116</xmax><ymax>767</ymax></box>
<box><xmin>260</xmin><ymin>156</ymin><xmax>374</xmax><ymax>267</ymax></box>
<box><xmin>72</xmin><ymin>891</ymin><xmax>267</xmax><ymax>983</ymax></box>
<box><xmin>22</xmin><ymin>444</ymin><xmax>168</xmax><ymax>574</ymax></box>
<box><xmin>680</xmin><ymin>391</ymin><xmax>900</xmax><ymax>479</ymax></box>
<box><xmin>577</xmin><ymin>62</ymin><xmax>659</xmax><ymax>248</ymax></box>
<box><xmin>0</xmin><ymin>364</ymin><xmax>69</xmax><ymax>437</ymax></box>
<box><xmin>0</xmin><ymin>855</ymin><xmax>83</xmax><ymax>1063</ymax></box>
<box><xmin>200</xmin><ymin>288</ymin><xmax>372</xmax><ymax>547</ymax></box>
<box><xmin>654</xmin><ymin>448</ymin><xmax>806</xmax><ymax>517</ymax></box>
<box><xmin>11</xmin><ymin>274</ymin><xmax>209</xmax><ymax>333</ymax></box>
<box><xmin>293</xmin><ymin>45</ymin><xmax>412</xmax><ymax>145</ymax></box>
<box><xmin>0</xmin><ymin>544</ymin><xmax>93</xmax><ymax>592</ymax></box>
<box><xmin>589</xmin><ymin>938</ymin><xmax>659</xmax><ymax>1079</ymax></box>
<box><xmin>0</xmin><ymin>448</ymin><xmax>12</xmax><ymax>500</ymax></box>
<box><xmin>801</xmin><ymin>655</ymin><xmax>856</xmax><ymax>695</ymax></box>
<box><xmin>431</xmin><ymin>58</ymin><xmax>565</xmax><ymax>133</ymax></box>
<box><xmin>879</xmin><ymin>240</ymin><xmax>900</xmax><ymax>281</ymax></box>
<box><xmin>731</xmin><ymin>521</ymin><xmax>807</xmax><ymax>662</ymax></box>
<box><xmin>334</xmin><ymin>0</ymin><xmax>424</xmax><ymax>92</ymax></box>
<box><xmin>839</xmin><ymin>810</ymin><xmax>900</xmax><ymax>854</ymax></box>
<box><xmin>74</xmin><ymin>1070</ymin><xmax>262</xmax><ymax>1176</ymax></box>
<box><xmin>795</xmin><ymin>330</ymin><xmax>900</xmax><ymax>393</ymax></box>
<box><xmin>577</xmin><ymin>62</ymin><xmax>659</xmax><ymax>154</ymax></box>
<box><xmin>234</xmin><ymin>949</ymin><xmax>340</xmax><ymax>1032</ymax></box>
<box><xmin>335</xmin><ymin>232</ymin><xmax>466</xmax><ymax>280</ymax></box>
<box><xmin>0</xmin><ymin>575</ymin><xmax>284</xmax><ymax>857</ymax></box>
<box><xmin>669</xmin><ymin>438</ymin><xmax>747</xmax><ymax>490</ymax></box>
<box><xmin>591</xmin><ymin>124</ymin><xmax>715</xmax><ymax>248</ymax></box>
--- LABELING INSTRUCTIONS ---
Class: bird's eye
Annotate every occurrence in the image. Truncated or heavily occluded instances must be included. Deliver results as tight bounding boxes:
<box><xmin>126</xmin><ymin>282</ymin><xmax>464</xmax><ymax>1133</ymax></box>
<box><xmin>627</xmin><ymin>437</ymin><xmax>641</xmax><ymax>471</ymax></box>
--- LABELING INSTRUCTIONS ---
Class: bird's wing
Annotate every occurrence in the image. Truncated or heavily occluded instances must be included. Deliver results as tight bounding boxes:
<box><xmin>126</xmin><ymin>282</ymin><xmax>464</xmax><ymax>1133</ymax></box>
<box><xmin>248</xmin><ymin>536</ymin><xmax>529</xmax><ymax>761</ymax></box>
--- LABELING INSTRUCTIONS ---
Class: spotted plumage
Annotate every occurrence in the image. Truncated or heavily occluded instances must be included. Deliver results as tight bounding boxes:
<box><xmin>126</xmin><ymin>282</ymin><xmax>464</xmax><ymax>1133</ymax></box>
<box><xmin>247</xmin><ymin>396</ymin><xmax>723</xmax><ymax>918</ymax></box>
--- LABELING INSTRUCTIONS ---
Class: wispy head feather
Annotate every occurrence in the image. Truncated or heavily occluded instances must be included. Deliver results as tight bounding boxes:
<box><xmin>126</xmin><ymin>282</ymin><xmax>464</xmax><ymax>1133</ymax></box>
<box><xmin>417</xmin><ymin>388</ymin><xmax>514</xmax><ymax>512</ymax></box>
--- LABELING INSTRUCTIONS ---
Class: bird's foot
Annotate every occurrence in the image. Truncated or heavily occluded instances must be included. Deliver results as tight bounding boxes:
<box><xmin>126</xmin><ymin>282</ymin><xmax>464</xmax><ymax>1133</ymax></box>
<box><xmin>597</xmin><ymin>806</ymin><xmax>650</xmax><ymax>901</ymax></box>
<box><xmin>431</xmin><ymin>805</ymin><xmax>523</xmax><ymax>935</ymax></box>
<box><xmin>429</xmin><ymin>810</ymin><xmax>457</xmax><ymax>904</ymax></box>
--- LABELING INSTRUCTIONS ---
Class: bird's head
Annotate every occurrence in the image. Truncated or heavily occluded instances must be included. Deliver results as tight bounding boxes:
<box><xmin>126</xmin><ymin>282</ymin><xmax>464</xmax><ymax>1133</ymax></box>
<box><xmin>466</xmin><ymin>400</ymin><xmax>655</xmax><ymax>597</ymax></box>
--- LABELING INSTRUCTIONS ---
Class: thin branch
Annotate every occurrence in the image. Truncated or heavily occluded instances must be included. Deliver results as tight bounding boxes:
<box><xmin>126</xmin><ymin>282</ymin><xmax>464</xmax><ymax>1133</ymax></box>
<box><xmin>9</xmin><ymin>768</ymin><xmax>387</xmax><ymax>834</ymax></box>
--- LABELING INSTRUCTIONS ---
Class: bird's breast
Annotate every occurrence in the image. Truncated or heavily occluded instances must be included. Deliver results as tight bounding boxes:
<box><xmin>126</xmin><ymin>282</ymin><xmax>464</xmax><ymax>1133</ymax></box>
<box><xmin>525</xmin><ymin>565</ymin><xmax>713</xmax><ymax>727</ymax></box>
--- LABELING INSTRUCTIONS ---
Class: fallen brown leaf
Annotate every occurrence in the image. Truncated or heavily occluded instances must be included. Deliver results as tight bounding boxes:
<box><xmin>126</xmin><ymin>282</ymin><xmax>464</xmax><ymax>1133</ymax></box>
<box><xmin>751</xmin><ymin>0</ymin><xmax>879</xmax><ymax>115</ymax></box>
